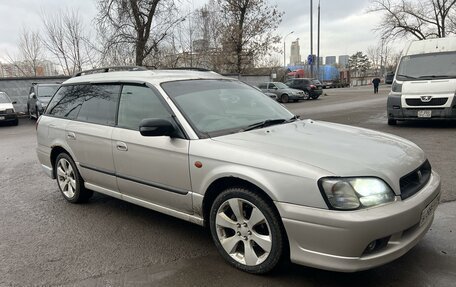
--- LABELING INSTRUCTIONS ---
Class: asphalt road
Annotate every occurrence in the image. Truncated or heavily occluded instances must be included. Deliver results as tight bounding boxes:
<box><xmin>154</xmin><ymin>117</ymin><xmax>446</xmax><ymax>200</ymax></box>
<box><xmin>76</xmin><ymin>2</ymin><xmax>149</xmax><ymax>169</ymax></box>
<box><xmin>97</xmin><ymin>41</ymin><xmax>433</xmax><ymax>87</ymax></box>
<box><xmin>0</xmin><ymin>85</ymin><xmax>455</xmax><ymax>286</ymax></box>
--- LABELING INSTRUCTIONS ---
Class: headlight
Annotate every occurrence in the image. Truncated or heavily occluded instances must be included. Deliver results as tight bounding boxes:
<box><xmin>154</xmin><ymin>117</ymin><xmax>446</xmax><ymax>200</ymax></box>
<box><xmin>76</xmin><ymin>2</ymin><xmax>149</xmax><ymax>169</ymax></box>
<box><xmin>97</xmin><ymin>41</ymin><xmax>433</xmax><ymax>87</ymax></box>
<box><xmin>391</xmin><ymin>81</ymin><xmax>402</xmax><ymax>93</ymax></box>
<box><xmin>6</xmin><ymin>108</ymin><xmax>14</xmax><ymax>114</ymax></box>
<box><xmin>319</xmin><ymin>177</ymin><xmax>396</xmax><ymax>210</ymax></box>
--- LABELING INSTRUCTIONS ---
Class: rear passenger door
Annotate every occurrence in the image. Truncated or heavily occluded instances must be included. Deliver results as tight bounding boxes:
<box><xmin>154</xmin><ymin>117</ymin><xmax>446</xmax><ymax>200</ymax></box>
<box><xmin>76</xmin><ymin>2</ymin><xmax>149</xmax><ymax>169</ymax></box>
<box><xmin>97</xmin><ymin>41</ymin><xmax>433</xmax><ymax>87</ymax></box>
<box><xmin>112</xmin><ymin>84</ymin><xmax>192</xmax><ymax>213</ymax></box>
<box><xmin>65</xmin><ymin>84</ymin><xmax>121</xmax><ymax>194</ymax></box>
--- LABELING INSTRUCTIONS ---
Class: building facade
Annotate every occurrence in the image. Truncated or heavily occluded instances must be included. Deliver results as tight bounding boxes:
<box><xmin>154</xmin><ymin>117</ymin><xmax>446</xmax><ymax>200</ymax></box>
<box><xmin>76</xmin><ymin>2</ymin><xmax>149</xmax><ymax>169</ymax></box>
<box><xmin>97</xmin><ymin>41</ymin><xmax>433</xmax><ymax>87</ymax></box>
<box><xmin>290</xmin><ymin>39</ymin><xmax>301</xmax><ymax>66</ymax></box>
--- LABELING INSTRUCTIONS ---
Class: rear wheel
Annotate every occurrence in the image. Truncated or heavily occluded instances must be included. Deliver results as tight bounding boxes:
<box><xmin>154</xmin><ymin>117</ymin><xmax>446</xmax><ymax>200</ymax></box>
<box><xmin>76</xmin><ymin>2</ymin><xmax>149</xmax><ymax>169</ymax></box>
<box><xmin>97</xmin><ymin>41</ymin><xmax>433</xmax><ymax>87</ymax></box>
<box><xmin>310</xmin><ymin>93</ymin><xmax>320</xmax><ymax>100</ymax></box>
<box><xmin>388</xmin><ymin>119</ymin><xmax>397</xmax><ymax>125</ymax></box>
<box><xmin>55</xmin><ymin>153</ymin><xmax>93</xmax><ymax>203</ymax></box>
<box><xmin>303</xmin><ymin>91</ymin><xmax>310</xmax><ymax>100</ymax></box>
<box><xmin>209</xmin><ymin>187</ymin><xmax>285</xmax><ymax>274</ymax></box>
<box><xmin>281</xmin><ymin>94</ymin><xmax>289</xmax><ymax>103</ymax></box>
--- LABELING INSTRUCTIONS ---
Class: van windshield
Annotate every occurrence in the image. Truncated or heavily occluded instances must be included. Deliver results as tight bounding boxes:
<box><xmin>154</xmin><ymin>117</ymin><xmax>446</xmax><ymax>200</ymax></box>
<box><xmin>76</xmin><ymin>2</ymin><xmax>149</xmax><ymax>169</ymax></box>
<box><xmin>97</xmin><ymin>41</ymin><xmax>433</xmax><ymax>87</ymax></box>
<box><xmin>396</xmin><ymin>51</ymin><xmax>456</xmax><ymax>81</ymax></box>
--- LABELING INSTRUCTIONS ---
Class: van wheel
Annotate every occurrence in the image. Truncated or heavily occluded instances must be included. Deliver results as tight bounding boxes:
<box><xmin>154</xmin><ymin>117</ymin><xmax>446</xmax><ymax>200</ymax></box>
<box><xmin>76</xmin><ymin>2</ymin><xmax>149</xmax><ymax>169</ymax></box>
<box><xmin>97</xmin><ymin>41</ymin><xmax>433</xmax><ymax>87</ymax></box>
<box><xmin>388</xmin><ymin>119</ymin><xmax>397</xmax><ymax>125</ymax></box>
<box><xmin>209</xmin><ymin>187</ymin><xmax>284</xmax><ymax>274</ymax></box>
<box><xmin>55</xmin><ymin>153</ymin><xmax>93</xmax><ymax>203</ymax></box>
<box><xmin>281</xmin><ymin>94</ymin><xmax>289</xmax><ymax>103</ymax></box>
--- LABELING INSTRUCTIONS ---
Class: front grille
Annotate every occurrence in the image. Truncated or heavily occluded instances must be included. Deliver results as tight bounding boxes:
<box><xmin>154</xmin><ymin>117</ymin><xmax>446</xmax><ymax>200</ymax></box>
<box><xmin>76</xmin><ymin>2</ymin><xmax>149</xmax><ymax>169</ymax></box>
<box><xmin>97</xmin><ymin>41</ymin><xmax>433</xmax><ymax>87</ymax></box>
<box><xmin>406</xmin><ymin>98</ymin><xmax>448</xmax><ymax>106</ymax></box>
<box><xmin>400</xmin><ymin>160</ymin><xmax>432</xmax><ymax>200</ymax></box>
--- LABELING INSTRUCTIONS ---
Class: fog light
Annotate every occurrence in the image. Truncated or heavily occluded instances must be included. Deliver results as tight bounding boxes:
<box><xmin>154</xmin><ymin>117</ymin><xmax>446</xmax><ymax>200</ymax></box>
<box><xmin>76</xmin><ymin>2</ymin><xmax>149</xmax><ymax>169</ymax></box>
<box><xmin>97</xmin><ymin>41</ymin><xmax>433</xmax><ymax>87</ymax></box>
<box><xmin>366</xmin><ymin>241</ymin><xmax>377</xmax><ymax>253</ymax></box>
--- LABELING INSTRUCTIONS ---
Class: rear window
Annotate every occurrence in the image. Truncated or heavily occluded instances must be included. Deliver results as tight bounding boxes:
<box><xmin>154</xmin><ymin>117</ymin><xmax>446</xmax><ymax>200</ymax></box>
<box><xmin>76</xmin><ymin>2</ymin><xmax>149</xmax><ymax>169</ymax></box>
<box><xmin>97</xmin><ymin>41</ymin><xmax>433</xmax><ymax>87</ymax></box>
<box><xmin>37</xmin><ymin>85</ymin><xmax>59</xmax><ymax>98</ymax></box>
<box><xmin>46</xmin><ymin>84</ymin><xmax>121</xmax><ymax>126</ymax></box>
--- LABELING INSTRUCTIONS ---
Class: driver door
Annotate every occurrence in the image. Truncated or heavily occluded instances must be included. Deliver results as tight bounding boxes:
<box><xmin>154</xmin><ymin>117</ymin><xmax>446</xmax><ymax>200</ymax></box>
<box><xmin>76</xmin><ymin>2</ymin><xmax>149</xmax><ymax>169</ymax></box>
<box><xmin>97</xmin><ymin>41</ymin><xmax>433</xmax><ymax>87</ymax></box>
<box><xmin>112</xmin><ymin>84</ymin><xmax>192</xmax><ymax>213</ymax></box>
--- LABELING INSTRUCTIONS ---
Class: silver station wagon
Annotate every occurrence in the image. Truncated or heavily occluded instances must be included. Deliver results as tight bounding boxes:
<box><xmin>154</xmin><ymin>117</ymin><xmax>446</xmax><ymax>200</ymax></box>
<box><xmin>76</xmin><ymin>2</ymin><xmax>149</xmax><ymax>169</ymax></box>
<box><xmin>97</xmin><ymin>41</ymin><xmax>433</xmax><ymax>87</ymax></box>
<box><xmin>36</xmin><ymin>67</ymin><xmax>441</xmax><ymax>274</ymax></box>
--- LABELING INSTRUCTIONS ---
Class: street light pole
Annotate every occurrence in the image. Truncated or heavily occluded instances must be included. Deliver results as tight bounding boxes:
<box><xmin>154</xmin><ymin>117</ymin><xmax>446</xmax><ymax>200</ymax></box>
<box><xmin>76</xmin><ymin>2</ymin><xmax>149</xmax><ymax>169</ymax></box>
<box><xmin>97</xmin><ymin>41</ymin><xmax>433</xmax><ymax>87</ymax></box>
<box><xmin>283</xmin><ymin>31</ymin><xmax>294</xmax><ymax>67</ymax></box>
<box><xmin>310</xmin><ymin>0</ymin><xmax>313</xmax><ymax>78</ymax></box>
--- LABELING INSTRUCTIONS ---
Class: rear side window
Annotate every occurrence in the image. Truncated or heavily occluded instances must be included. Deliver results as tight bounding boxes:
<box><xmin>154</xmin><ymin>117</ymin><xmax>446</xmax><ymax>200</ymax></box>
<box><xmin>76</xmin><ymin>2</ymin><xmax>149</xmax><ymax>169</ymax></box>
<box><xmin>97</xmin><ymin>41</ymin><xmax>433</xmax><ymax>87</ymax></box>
<box><xmin>76</xmin><ymin>85</ymin><xmax>121</xmax><ymax>126</ymax></box>
<box><xmin>117</xmin><ymin>85</ymin><xmax>171</xmax><ymax>130</ymax></box>
<box><xmin>47</xmin><ymin>86</ymin><xmax>83</xmax><ymax>118</ymax></box>
<box><xmin>47</xmin><ymin>85</ymin><xmax>120</xmax><ymax>124</ymax></box>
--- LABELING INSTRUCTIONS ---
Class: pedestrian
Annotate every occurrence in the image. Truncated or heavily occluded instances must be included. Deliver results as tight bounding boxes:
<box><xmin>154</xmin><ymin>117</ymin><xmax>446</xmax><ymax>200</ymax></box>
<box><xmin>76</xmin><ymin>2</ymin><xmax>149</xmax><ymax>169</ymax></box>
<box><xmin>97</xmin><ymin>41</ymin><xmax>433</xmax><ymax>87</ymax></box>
<box><xmin>372</xmin><ymin>77</ymin><xmax>381</xmax><ymax>94</ymax></box>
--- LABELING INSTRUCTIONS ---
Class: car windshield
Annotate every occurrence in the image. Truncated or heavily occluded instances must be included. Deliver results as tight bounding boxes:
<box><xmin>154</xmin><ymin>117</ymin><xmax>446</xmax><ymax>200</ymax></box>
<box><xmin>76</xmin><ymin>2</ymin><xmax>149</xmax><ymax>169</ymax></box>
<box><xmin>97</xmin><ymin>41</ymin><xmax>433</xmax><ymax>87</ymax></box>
<box><xmin>162</xmin><ymin>79</ymin><xmax>294</xmax><ymax>138</ymax></box>
<box><xmin>37</xmin><ymin>85</ymin><xmax>59</xmax><ymax>98</ymax></box>
<box><xmin>396</xmin><ymin>51</ymin><xmax>456</xmax><ymax>81</ymax></box>
<box><xmin>0</xmin><ymin>92</ymin><xmax>10</xmax><ymax>103</ymax></box>
<box><xmin>274</xmin><ymin>83</ymin><xmax>288</xmax><ymax>89</ymax></box>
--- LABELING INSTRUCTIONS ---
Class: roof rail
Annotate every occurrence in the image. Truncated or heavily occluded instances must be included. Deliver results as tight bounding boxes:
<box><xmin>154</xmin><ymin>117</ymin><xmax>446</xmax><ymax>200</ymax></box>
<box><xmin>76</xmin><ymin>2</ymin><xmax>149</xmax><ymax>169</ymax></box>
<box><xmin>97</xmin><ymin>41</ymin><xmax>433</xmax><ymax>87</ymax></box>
<box><xmin>72</xmin><ymin>66</ymin><xmax>147</xmax><ymax>77</ymax></box>
<box><xmin>161</xmin><ymin>67</ymin><xmax>212</xmax><ymax>72</ymax></box>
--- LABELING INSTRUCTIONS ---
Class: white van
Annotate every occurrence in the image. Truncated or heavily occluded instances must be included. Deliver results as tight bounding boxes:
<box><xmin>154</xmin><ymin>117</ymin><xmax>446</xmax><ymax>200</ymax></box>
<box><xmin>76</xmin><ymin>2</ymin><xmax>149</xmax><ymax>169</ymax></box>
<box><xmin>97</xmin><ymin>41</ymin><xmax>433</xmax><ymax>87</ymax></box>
<box><xmin>387</xmin><ymin>37</ymin><xmax>456</xmax><ymax>125</ymax></box>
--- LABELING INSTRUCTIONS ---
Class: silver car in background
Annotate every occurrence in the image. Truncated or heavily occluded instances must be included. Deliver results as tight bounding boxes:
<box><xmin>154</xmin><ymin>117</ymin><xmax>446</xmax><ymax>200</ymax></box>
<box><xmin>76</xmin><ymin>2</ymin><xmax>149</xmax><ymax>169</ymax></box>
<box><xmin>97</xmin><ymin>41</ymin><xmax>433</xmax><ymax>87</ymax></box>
<box><xmin>258</xmin><ymin>82</ymin><xmax>305</xmax><ymax>103</ymax></box>
<box><xmin>36</xmin><ymin>68</ymin><xmax>440</xmax><ymax>274</ymax></box>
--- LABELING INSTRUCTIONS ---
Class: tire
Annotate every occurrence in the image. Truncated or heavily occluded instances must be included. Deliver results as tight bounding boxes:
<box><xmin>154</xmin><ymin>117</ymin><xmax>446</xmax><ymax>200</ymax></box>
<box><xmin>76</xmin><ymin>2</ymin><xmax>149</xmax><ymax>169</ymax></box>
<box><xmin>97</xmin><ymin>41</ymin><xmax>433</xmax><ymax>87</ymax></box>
<box><xmin>281</xmin><ymin>94</ymin><xmax>289</xmax><ymax>103</ymax></box>
<box><xmin>209</xmin><ymin>187</ymin><xmax>285</xmax><ymax>274</ymax></box>
<box><xmin>310</xmin><ymin>93</ymin><xmax>320</xmax><ymax>100</ymax></box>
<box><xmin>55</xmin><ymin>153</ymin><xmax>93</xmax><ymax>203</ymax></box>
<box><xmin>388</xmin><ymin>119</ymin><xmax>397</xmax><ymax>126</ymax></box>
<box><xmin>12</xmin><ymin>118</ymin><xmax>18</xmax><ymax>126</ymax></box>
<box><xmin>303</xmin><ymin>91</ymin><xmax>310</xmax><ymax>100</ymax></box>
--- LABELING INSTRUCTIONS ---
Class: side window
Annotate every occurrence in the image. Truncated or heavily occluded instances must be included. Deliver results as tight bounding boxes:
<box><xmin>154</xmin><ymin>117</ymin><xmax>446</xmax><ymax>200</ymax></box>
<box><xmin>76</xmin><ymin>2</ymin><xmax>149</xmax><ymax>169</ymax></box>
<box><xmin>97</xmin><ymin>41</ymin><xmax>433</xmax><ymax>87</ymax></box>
<box><xmin>284</xmin><ymin>81</ymin><xmax>292</xmax><ymax>87</ymax></box>
<box><xmin>258</xmin><ymin>83</ymin><xmax>267</xmax><ymax>89</ymax></box>
<box><xmin>268</xmin><ymin>83</ymin><xmax>276</xmax><ymax>89</ymax></box>
<box><xmin>46</xmin><ymin>85</ymin><xmax>87</xmax><ymax>119</ymax></box>
<box><xmin>117</xmin><ymin>85</ymin><xmax>171</xmax><ymax>131</ymax></box>
<box><xmin>77</xmin><ymin>85</ymin><xmax>121</xmax><ymax>126</ymax></box>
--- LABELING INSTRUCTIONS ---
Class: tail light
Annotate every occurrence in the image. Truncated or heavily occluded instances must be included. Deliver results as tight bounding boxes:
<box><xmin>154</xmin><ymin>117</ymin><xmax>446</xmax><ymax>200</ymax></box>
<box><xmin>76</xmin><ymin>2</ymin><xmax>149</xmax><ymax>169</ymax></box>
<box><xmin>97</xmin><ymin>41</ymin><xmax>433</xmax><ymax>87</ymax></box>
<box><xmin>310</xmin><ymin>85</ymin><xmax>316</xmax><ymax>89</ymax></box>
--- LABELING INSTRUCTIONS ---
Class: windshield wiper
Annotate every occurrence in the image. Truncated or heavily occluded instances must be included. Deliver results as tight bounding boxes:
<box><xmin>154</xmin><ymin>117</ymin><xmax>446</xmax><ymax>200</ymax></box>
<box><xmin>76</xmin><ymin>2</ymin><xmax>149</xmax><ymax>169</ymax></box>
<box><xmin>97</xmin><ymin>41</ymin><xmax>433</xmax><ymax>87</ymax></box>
<box><xmin>417</xmin><ymin>75</ymin><xmax>454</xmax><ymax>79</ymax></box>
<box><xmin>242</xmin><ymin>116</ymin><xmax>298</xmax><ymax>132</ymax></box>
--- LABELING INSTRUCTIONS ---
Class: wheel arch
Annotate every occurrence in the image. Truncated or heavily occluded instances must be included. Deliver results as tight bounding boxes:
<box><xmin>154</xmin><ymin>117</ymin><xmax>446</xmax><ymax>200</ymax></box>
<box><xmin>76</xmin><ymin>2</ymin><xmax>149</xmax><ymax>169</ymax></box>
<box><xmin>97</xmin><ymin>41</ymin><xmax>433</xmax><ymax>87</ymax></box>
<box><xmin>50</xmin><ymin>145</ymin><xmax>75</xmax><ymax>178</ymax></box>
<box><xmin>202</xmin><ymin>176</ymin><xmax>291</xmax><ymax>262</ymax></box>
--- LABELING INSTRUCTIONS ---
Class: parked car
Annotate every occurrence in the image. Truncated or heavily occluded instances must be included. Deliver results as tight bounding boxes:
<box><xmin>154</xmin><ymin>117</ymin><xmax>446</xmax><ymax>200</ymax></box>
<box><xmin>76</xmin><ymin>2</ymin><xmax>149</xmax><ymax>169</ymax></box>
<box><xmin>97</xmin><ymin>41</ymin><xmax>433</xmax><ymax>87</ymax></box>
<box><xmin>37</xmin><ymin>67</ymin><xmax>440</xmax><ymax>274</ymax></box>
<box><xmin>387</xmin><ymin>36</ymin><xmax>456</xmax><ymax>125</ymax></box>
<box><xmin>251</xmin><ymin>85</ymin><xmax>278</xmax><ymax>101</ymax></box>
<box><xmin>27</xmin><ymin>83</ymin><xmax>60</xmax><ymax>118</ymax></box>
<box><xmin>258</xmin><ymin>82</ymin><xmax>305</xmax><ymax>103</ymax></box>
<box><xmin>284</xmin><ymin>78</ymin><xmax>323</xmax><ymax>99</ymax></box>
<box><xmin>385</xmin><ymin>72</ymin><xmax>394</xmax><ymax>85</ymax></box>
<box><xmin>0</xmin><ymin>91</ymin><xmax>18</xmax><ymax>126</ymax></box>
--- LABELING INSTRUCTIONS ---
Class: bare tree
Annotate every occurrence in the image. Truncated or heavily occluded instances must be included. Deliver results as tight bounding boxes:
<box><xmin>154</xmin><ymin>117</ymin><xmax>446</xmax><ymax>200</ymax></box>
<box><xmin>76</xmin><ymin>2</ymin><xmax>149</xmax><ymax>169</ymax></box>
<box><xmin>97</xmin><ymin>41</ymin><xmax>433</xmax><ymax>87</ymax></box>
<box><xmin>19</xmin><ymin>28</ymin><xmax>42</xmax><ymax>76</ymax></box>
<box><xmin>370</xmin><ymin>0</ymin><xmax>456</xmax><ymax>41</ymax></box>
<box><xmin>96</xmin><ymin>0</ymin><xmax>183</xmax><ymax>66</ymax></box>
<box><xmin>41</xmin><ymin>9</ymin><xmax>96</xmax><ymax>75</ymax></box>
<box><xmin>217</xmin><ymin>0</ymin><xmax>283</xmax><ymax>73</ymax></box>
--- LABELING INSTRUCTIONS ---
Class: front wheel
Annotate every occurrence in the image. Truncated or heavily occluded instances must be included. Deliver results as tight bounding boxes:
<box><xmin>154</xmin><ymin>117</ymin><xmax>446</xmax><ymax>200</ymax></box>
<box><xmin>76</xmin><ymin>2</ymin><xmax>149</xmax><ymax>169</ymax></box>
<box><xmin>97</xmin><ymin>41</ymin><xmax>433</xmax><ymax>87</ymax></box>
<box><xmin>55</xmin><ymin>153</ymin><xmax>93</xmax><ymax>203</ymax></box>
<box><xmin>209</xmin><ymin>187</ymin><xmax>285</xmax><ymax>274</ymax></box>
<box><xmin>388</xmin><ymin>118</ymin><xmax>397</xmax><ymax>125</ymax></box>
<box><xmin>281</xmin><ymin>94</ymin><xmax>289</xmax><ymax>103</ymax></box>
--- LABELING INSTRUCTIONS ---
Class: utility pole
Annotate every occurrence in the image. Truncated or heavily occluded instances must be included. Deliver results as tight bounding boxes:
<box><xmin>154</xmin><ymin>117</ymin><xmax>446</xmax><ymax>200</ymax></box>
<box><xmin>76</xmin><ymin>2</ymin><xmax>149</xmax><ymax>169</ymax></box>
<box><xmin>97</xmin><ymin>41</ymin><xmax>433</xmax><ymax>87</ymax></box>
<box><xmin>317</xmin><ymin>0</ymin><xmax>320</xmax><ymax>80</ymax></box>
<box><xmin>310</xmin><ymin>0</ymin><xmax>313</xmax><ymax>78</ymax></box>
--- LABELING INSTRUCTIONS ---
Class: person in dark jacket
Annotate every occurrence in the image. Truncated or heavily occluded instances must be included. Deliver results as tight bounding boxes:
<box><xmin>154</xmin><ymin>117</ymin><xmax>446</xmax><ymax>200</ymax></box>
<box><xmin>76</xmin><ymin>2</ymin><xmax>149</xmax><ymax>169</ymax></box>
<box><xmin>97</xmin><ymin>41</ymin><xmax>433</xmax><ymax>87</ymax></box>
<box><xmin>372</xmin><ymin>77</ymin><xmax>381</xmax><ymax>94</ymax></box>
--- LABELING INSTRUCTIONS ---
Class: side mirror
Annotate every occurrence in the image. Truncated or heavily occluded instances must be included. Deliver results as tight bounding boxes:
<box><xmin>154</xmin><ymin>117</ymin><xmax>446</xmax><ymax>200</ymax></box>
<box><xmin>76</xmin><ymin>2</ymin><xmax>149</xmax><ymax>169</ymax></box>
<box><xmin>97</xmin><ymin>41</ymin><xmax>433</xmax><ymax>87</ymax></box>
<box><xmin>30</xmin><ymin>93</ymin><xmax>36</xmax><ymax>99</ymax></box>
<box><xmin>139</xmin><ymin>118</ymin><xmax>175</xmax><ymax>137</ymax></box>
<box><xmin>272</xmin><ymin>86</ymin><xmax>278</xmax><ymax>90</ymax></box>
<box><xmin>12</xmin><ymin>101</ymin><xmax>17</xmax><ymax>104</ymax></box>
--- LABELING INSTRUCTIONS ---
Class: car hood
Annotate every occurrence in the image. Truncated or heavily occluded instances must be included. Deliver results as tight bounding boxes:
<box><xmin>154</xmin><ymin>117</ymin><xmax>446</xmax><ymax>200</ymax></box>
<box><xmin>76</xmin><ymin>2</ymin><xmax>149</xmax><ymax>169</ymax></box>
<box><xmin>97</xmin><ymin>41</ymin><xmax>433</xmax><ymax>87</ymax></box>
<box><xmin>0</xmin><ymin>103</ymin><xmax>14</xmax><ymax>111</ymax></box>
<box><xmin>402</xmin><ymin>78</ymin><xmax>456</xmax><ymax>96</ymax></box>
<box><xmin>213</xmin><ymin>120</ymin><xmax>426</xmax><ymax>193</ymax></box>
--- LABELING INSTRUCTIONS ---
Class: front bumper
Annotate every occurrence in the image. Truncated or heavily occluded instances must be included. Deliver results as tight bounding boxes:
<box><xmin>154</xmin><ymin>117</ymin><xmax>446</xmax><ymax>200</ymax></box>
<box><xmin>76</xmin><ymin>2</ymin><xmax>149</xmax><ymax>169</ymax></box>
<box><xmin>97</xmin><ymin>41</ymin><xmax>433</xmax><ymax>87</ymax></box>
<box><xmin>388</xmin><ymin>95</ymin><xmax>456</xmax><ymax>120</ymax></box>
<box><xmin>0</xmin><ymin>113</ymin><xmax>18</xmax><ymax>122</ymax></box>
<box><xmin>289</xmin><ymin>94</ymin><xmax>305</xmax><ymax>100</ymax></box>
<box><xmin>275</xmin><ymin>171</ymin><xmax>441</xmax><ymax>272</ymax></box>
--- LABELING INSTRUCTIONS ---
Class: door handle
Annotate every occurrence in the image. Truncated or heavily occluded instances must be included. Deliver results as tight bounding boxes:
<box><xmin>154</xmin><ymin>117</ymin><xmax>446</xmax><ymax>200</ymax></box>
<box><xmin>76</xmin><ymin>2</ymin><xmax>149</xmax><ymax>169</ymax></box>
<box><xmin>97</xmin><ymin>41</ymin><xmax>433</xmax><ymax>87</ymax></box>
<box><xmin>116</xmin><ymin>141</ymin><xmax>128</xmax><ymax>151</ymax></box>
<box><xmin>67</xmin><ymin>132</ymin><xmax>76</xmax><ymax>140</ymax></box>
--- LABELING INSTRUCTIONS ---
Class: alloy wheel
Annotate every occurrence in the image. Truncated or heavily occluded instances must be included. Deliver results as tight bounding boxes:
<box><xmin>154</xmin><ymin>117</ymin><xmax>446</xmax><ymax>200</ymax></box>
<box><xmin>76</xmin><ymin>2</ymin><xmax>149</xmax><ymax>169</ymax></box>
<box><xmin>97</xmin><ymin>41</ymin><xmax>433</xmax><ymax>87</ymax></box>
<box><xmin>215</xmin><ymin>198</ymin><xmax>272</xmax><ymax>266</ymax></box>
<box><xmin>56</xmin><ymin>158</ymin><xmax>76</xmax><ymax>199</ymax></box>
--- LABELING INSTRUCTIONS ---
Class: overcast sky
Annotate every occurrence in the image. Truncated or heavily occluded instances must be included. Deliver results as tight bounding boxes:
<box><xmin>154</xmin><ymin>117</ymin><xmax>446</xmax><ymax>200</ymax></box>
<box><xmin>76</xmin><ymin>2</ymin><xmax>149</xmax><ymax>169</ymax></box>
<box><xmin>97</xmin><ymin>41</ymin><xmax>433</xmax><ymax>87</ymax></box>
<box><xmin>0</xmin><ymin>0</ymin><xmax>407</xmax><ymax>64</ymax></box>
